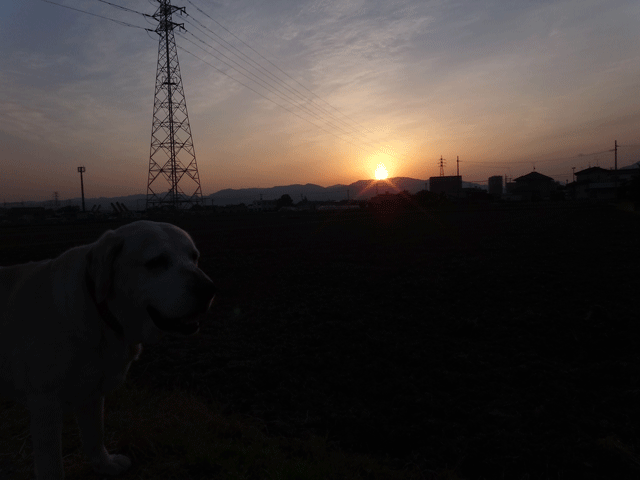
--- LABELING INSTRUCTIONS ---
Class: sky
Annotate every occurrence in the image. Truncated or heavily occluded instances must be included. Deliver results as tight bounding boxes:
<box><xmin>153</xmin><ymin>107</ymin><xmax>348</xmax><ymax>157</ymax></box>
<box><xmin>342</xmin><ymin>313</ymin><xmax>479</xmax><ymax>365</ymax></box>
<box><xmin>1</xmin><ymin>0</ymin><xmax>640</xmax><ymax>203</ymax></box>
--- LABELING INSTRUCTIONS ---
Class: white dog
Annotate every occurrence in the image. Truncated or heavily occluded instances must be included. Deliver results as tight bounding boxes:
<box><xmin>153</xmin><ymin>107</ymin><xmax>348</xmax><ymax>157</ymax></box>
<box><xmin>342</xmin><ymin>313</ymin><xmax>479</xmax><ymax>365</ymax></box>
<box><xmin>0</xmin><ymin>220</ymin><xmax>215</xmax><ymax>479</ymax></box>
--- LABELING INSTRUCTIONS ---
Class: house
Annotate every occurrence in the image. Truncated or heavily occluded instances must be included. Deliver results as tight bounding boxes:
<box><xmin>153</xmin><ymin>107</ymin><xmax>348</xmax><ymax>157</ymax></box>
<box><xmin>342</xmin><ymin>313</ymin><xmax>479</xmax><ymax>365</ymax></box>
<box><xmin>572</xmin><ymin>167</ymin><xmax>616</xmax><ymax>200</ymax></box>
<box><xmin>570</xmin><ymin>163</ymin><xmax>640</xmax><ymax>200</ymax></box>
<box><xmin>511</xmin><ymin>171</ymin><xmax>556</xmax><ymax>201</ymax></box>
<box><xmin>616</xmin><ymin>161</ymin><xmax>640</xmax><ymax>183</ymax></box>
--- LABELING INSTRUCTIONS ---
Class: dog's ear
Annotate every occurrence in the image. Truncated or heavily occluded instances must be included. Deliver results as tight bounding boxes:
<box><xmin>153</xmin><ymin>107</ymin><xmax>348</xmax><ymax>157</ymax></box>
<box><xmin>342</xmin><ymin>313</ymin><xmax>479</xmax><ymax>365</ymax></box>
<box><xmin>86</xmin><ymin>230</ymin><xmax>124</xmax><ymax>304</ymax></box>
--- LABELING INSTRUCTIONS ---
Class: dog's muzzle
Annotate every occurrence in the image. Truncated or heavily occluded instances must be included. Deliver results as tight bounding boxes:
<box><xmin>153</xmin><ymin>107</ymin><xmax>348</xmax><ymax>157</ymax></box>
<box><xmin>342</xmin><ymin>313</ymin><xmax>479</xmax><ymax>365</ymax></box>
<box><xmin>148</xmin><ymin>275</ymin><xmax>216</xmax><ymax>335</ymax></box>
<box><xmin>147</xmin><ymin>306</ymin><xmax>205</xmax><ymax>335</ymax></box>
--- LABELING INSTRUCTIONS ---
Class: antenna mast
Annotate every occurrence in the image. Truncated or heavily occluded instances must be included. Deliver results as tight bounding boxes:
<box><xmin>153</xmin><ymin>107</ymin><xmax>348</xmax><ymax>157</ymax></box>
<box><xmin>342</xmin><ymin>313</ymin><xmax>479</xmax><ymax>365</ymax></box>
<box><xmin>146</xmin><ymin>0</ymin><xmax>203</xmax><ymax>210</ymax></box>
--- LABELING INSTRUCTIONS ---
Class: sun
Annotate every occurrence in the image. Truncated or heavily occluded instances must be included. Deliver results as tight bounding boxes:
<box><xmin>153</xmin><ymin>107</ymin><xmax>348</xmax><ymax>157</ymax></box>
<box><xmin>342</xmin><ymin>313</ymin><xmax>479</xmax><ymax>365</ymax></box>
<box><xmin>374</xmin><ymin>163</ymin><xmax>388</xmax><ymax>180</ymax></box>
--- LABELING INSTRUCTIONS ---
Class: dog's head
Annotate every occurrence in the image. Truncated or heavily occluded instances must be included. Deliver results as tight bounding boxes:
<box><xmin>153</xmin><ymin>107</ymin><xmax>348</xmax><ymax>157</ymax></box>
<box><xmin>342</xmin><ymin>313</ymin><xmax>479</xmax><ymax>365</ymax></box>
<box><xmin>86</xmin><ymin>220</ymin><xmax>215</xmax><ymax>343</ymax></box>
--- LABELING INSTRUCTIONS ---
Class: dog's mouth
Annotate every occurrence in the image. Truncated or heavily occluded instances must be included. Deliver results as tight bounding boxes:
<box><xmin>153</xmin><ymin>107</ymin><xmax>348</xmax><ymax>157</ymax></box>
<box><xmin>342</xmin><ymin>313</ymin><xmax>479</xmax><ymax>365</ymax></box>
<box><xmin>147</xmin><ymin>306</ymin><xmax>204</xmax><ymax>335</ymax></box>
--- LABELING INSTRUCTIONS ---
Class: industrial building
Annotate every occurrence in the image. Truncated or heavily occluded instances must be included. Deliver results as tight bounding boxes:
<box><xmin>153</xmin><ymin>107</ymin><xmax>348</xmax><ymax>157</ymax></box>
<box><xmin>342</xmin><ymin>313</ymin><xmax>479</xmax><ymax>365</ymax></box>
<box><xmin>429</xmin><ymin>175</ymin><xmax>462</xmax><ymax>197</ymax></box>
<box><xmin>488</xmin><ymin>176</ymin><xmax>503</xmax><ymax>197</ymax></box>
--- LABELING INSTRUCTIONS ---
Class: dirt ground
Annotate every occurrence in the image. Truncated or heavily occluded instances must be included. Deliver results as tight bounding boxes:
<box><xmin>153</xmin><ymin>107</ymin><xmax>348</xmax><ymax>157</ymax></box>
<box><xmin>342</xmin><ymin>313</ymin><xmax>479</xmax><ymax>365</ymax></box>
<box><xmin>1</xmin><ymin>203</ymin><xmax>640</xmax><ymax>479</ymax></box>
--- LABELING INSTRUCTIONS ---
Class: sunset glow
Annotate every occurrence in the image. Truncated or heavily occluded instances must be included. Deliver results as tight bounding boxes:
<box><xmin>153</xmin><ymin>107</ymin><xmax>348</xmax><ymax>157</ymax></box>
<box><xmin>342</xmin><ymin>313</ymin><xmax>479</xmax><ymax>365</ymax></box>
<box><xmin>374</xmin><ymin>164</ymin><xmax>388</xmax><ymax>180</ymax></box>
<box><xmin>2</xmin><ymin>1</ymin><xmax>640</xmax><ymax>203</ymax></box>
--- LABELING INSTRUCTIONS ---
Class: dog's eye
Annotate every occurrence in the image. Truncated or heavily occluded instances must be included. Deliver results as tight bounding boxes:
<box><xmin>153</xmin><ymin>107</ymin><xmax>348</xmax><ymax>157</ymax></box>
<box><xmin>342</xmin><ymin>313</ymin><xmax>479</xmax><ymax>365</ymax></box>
<box><xmin>145</xmin><ymin>255</ymin><xmax>170</xmax><ymax>270</ymax></box>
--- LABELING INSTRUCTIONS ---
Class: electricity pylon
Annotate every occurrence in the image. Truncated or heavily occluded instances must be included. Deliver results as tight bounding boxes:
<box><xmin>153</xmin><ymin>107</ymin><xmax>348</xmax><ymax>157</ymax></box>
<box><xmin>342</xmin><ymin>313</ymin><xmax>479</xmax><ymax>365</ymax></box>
<box><xmin>146</xmin><ymin>0</ymin><xmax>203</xmax><ymax>210</ymax></box>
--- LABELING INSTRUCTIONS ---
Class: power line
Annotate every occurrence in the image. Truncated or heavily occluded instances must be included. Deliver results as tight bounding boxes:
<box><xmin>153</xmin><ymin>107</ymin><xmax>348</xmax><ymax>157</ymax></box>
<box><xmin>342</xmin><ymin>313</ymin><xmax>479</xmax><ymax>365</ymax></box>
<box><xmin>176</xmin><ymin>29</ymin><xmax>406</xmax><ymax>162</ymax></box>
<box><xmin>181</xmin><ymin>12</ymin><xmax>365</xmax><ymax>138</ymax></box>
<box><xmin>179</xmin><ymin>31</ymin><xmax>340</xmax><ymax>129</ymax></box>
<box><xmin>462</xmin><ymin>148</ymin><xmax>616</xmax><ymax>167</ymax></box>
<box><xmin>177</xmin><ymin>44</ymin><xmax>388</xmax><ymax>158</ymax></box>
<box><xmin>178</xmin><ymin>30</ymin><xmax>371</xmax><ymax>143</ymax></box>
<box><xmin>94</xmin><ymin>0</ymin><xmax>152</xmax><ymax>17</ymax></box>
<box><xmin>185</xmin><ymin>0</ymin><xmax>374</xmax><ymax>136</ymax></box>
<box><xmin>177</xmin><ymin>46</ymin><xmax>351</xmax><ymax>141</ymax></box>
<box><xmin>40</xmin><ymin>0</ymin><xmax>150</xmax><ymax>30</ymax></box>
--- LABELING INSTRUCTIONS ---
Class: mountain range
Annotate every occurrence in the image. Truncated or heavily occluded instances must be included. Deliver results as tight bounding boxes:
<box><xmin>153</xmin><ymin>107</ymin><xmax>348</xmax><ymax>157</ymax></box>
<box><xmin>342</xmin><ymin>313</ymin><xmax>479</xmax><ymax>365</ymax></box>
<box><xmin>209</xmin><ymin>177</ymin><xmax>433</xmax><ymax>206</ymax></box>
<box><xmin>11</xmin><ymin>177</ymin><xmax>485</xmax><ymax>211</ymax></box>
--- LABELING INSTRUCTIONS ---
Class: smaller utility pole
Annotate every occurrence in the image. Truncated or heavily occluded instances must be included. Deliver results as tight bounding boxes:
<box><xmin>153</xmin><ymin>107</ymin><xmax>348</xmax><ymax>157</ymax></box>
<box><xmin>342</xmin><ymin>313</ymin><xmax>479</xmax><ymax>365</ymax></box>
<box><xmin>78</xmin><ymin>166</ymin><xmax>86</xmax><ymax>212</ymax></box>
<box><xmin>614</xmin><ymin>140</ymin><xmax>618</xmax><ymax>198</ymax></box>
<box><xmin>439</xmin><ymin>156</ymin><xmax>445</xmax><ymax>176</ymax></box>
<box><xmin>456</xmin><ymin>156</ymin><xmax>460</xmax><ymax>176</ymax></box>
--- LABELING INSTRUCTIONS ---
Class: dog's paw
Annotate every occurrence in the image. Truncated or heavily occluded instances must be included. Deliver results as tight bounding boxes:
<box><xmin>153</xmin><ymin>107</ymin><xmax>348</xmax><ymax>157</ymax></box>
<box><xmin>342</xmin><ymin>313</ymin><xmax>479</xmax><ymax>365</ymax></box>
<box><xmin>91</xmin><ymin>453</ymin><xmax>132</xmax><ymax>475</ymax></box>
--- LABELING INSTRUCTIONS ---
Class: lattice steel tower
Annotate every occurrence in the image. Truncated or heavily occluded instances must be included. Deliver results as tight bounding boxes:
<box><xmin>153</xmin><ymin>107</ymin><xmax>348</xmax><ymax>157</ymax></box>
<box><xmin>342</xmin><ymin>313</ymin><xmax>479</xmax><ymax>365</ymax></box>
<box><xmin>146</xmin><ymin>0</ymin><xmax>202</xmax><ymax>210</ymax></box>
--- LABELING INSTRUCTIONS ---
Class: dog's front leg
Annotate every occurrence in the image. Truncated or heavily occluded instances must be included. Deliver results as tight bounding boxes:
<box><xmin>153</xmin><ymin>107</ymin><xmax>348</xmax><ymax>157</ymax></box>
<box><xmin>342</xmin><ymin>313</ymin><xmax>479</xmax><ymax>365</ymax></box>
<box><xmin>27</xmin><ymin>394</ymin><xmax>64</xmax><ymax>480</ymax></box>
<box><xmin>75</xmin><ymin>395</ymin><xmax>131</xmax><ymax>476</ymax></box>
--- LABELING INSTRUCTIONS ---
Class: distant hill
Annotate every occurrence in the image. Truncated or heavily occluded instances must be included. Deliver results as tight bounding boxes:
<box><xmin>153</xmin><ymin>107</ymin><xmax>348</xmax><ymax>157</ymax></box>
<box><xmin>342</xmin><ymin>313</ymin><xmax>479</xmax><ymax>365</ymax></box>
<box><xmin>208</xmin><ymin>177</ymin><xmax>435</xmax><ymax>205</ymax></box>
<box><xmin>12</xmin><ymin>177</ymin><xmax>486</xmax><ymax>211</ymax></box>
<box><xmin>209</xmin><ymin>183</ymin><xmax>347</xmax><ymax>205</ymax></box>
<box><xmin>208</xmin><ymin>177</ymin><xmax>486</xmax><ymax>206</ymax></box>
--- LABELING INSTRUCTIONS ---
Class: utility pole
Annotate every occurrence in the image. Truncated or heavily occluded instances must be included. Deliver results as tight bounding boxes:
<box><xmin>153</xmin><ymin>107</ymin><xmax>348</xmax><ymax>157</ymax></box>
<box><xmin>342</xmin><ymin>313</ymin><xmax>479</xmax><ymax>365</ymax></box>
<box><xmin>77</xmin><ymin>166</ymin><xmax>86</xmax><ymax>212</ymax></box>
<box><xmin>439</xmin><ymin>156</ymin><xmax>445</xmax><ymax>177</ymax></box>
<box><xmin>146</xmin><ymin>0</ymin><xmax>203</xmax><ymax>210</ymax></box>
<box><xmin>456</xmin><ymin>156</ymin><xmax>459</xmax><ymax>177</ymax></box>
<box><xmin>572</xmin><ymin>166</ymin><xmax>575</xmax><ymax>183</ymax></box>
<box><xmin>614</xmin><ymin>140</ymin><xmax>618</xmax><ymax>198</ymax></box>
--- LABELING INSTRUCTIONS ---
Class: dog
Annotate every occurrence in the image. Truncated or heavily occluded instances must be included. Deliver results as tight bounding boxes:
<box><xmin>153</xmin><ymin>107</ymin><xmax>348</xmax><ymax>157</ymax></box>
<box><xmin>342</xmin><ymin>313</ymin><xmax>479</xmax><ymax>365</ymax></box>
<box><xmin>0</xmin><ymin>220</ymin><xmax>215</xmax><ymax>479</ymax></box>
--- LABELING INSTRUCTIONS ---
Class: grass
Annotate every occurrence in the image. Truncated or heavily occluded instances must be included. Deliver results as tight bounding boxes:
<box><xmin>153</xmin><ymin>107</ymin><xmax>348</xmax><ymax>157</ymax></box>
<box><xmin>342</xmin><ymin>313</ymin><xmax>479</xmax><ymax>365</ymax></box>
<box><xmin>5</xmin><ymin>205</ymin><xmax>639</xmax><ymax>479</ymax></box>
<box><xmin>1</xmin><ymin>382</ymin><xmax>455</xmax><ymax>480</ymax></box>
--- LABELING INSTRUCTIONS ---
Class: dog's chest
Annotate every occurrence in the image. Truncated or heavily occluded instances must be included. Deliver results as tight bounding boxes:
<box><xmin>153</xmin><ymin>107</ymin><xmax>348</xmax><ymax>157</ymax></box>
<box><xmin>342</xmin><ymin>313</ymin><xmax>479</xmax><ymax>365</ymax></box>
<box><xmin>98</xmin><ymin>341</ymin><xmax>142</xmax><ymax>393</ymax></box>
